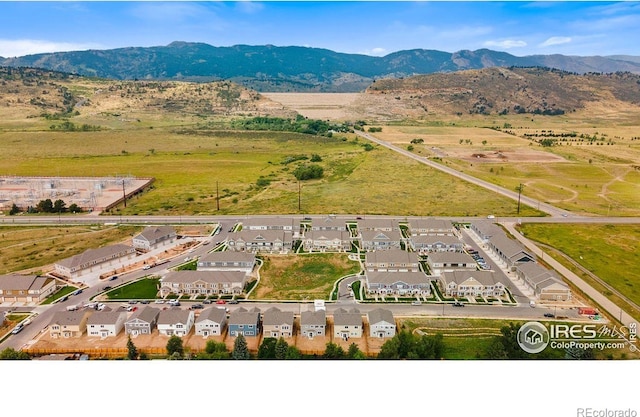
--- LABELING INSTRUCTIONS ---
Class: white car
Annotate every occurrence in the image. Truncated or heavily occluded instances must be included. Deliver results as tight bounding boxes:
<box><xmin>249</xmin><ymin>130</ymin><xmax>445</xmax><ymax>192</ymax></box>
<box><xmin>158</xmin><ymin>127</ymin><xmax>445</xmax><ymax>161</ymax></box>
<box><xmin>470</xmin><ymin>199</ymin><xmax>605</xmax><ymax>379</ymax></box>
<box><xmin>143</xmin><ymin>265</ymin><xmax>151</xmax><ymax>270</ymax></box>
<box><xmin>154</xmin><ymin>300</ymin><xmax>165</xmax><ymax>304</ymax></box>
<box><xmin>487</xmin><ymin>214</ymin><xmax>496</xmax><ymax>219</ymax></box>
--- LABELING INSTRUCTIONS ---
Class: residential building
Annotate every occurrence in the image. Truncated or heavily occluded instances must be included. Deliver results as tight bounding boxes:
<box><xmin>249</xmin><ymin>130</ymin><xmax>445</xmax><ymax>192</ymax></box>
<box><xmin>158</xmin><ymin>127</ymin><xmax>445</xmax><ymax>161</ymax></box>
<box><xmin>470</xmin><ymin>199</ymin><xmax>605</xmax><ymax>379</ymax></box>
<box><xmin>228</xmin><ymin>307</ymin><xmax>261</xmax><ymax>337</ymax></box>
<box><xmin>333</xmin><ymin>308</ymin><xmax>363</xmax><ymax>340</ymax></box>
<box><xmin>356</xmin><ymin>218</ymin><xmax>400</xmax><ymax>232</ymax></box>
<box><xmin>302</xmin><ymin>230</ymin><xmax>352</xmax><ymax>252</ymax></box>
<box><xmin>48</xmin><ymin>310</ymin><xmax>92</xmax><ymax>338</ymax></box>
<box><xmin>157</xmin><ymin>309</ymin><xmax>195</xmax><ymax>337</ymax></box>
<box><xmin>227</xmin><ymin>229</ymin><xmax>293</xmax><ymax>253</ymax></box>
<box><xmin>54</xmin><ymin>244</ymin><xmax>137</xmax><ymax>280</ymax></box>
<box><xmin>487</xmin><ymin>234</ymin><xmax>535</xmax><ymax>268</ymax></box>
<box><xmin>86</xmin><ymin>310</ymin><xmax>127</xmax><ymax>338</ymax></box>
<box><xmin>300</xmin><ymin>310</ymin><xmax>326</xmax><ymax>339</ymax></box>
<box><xmin>408</xmin><ymin>218</ymin><xmax>456</xmax><ymax>236</ymax></box>
<box><xmin>426</xmin><ymin>252</ymin><xmax>477</xmax><ymax>276</ymax></box>
<box><xmin>514</xmin><ymin>263</ymin><xmax>572</xmax><ymax>301</ymax></box>
<box><xmin>159</xmin><ymin>270</ymin><xmax>248</xmax><ymax>297</ymax></box>
<box><xmin>132</xmin><ymin>226</ymin><xmax>177</xmax><ymax>251</ymax></box>
<box><xmin>0</xmin><ymin>274</ymin><xmax>57</xmax><ymax>303</ymax></box>
<box><xmin>262</xmin><ymin>307</ymin><xmax>294</xmax><ymax>338</ymax></box>
<box><xmin>409</xmin><ymin>235</ymin><xmax>464</xmax><ymax>253</ymax></box>
<box><xmin>367</xmin><ymin>308</ymin><xmax>396</xmax><ymax>338</ymax></box>
<box><xmin>365</xmin><ymin>271</ymin><xmax>432</xmax><ymax>296</ymax></box>
<box><xmin>359</xmin><ymin>230</ymin><xmax>402</xmax><ymax>251</ymax></box>
<box><xmin>197</xmin><ymin>251</ymin><xmax>256</xmax><ymax>274</ymax></box>
<box><xmin>365</xmin><ymin>249</ymin><xmax>421</xmax><ymax>272</ymax></box>
<box><xmin>310</xmin><ymin>215</ymin><xmax>346</xmax><ymax>231</ymax></box>
<box><xmin>241</xmin><ymin>217</ymin><xmax>298</xmax><ymax>234</ymax></box>
<box><xmin>124</xmin><ymin>306</ymin><xmax>160</xmax><ymax>336</ymax></box>
<box><xmin>470</xmin><ymin>221</ymin><xmax>503</xmax><ymax>243</ymax></box>
<box><xmin>440</xmin><ymin>270</ymin><xmax>507</xmax><ymax>298</ymax></box>
<box><xmin>195</xmin><ymin>307</ymin><xmax>227</xmax><ymax>337</ymax></box>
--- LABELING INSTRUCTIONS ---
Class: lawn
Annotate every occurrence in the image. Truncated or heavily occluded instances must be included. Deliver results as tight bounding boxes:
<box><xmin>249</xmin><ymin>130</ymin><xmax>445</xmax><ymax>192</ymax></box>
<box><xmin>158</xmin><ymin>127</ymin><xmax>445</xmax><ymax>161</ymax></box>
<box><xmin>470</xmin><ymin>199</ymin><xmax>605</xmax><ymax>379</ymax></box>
<box><xmin>254</xmin><ymin>253</ymin><xmax>361</xmax><ymax>300</ymax></box>
<box><xmin>0</xmin><ymin>225</ymin><xmax>143</xmax><ymax>275</ymax></box>
<box><xmin>518</xmin><ymin>223</ymin><xmax>640</xmax><ymax>307</ymax></box>
<box><xmin>105</xmin><ymin>277</ymin><xmax>161</xmax><ymax>300</ymax></box>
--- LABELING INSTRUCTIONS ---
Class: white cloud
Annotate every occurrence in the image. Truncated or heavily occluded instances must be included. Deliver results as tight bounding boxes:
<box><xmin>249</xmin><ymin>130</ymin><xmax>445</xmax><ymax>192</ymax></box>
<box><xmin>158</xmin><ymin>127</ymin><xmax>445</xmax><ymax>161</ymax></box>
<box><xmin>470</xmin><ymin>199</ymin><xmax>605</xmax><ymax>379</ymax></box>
<box><xmin>359</xmin><ymin>47</ymin><xmax>387</xmax><ymax>56</ymax></box>
<box><xmin>0</xmin><ymin>39</ymin><xmax>103</xmax><ymax>58</ymax></box>
<box><xmin>483</xmin><ymin>40</ymin><xmax>527</xmax><ymax>49</ymax></box>
<box><xmin>539</xmin><ymin>36</ymin><xmax>572</xmax><ymax>47</ymax></box>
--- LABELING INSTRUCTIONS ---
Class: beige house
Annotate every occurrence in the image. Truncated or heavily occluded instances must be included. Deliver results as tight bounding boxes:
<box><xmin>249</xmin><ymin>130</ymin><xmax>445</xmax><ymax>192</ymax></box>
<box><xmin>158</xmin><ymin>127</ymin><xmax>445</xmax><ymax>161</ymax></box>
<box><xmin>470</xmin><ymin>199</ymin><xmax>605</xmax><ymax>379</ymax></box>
<box><xmin>54</xmin><ymin>244</ymin><xmax>136</xmax><ymax>280</ymax></box>
<box><xmin>157</xmin><ymin>309</ymin><xmax>195</xmax><ymax>337</ymax></box>
<box><xmin>197</xmin><ymin>251</ymin><xmax>256</xmax><ymax>274</ymax></box>
<box><xmin>365</xmin><ymin>271</ymin><xmax>432</xmax><ymax>296</ymax></box>
<box><xmin>300</xmin><ymin>310</ymin><xmax>326</xmax><ymax>339</ymax></box>
<box><xmin>333</xmin><ymin>308</ymin><xmax>363</xmax><ymax>340</ymax></box>
<box><xmin>514</xmin><ymin>262</ymin><xmax>572</xmax><ymax>301</ymax></box>
<box><xmin>160</xmin><ymin>270</ymin><xmax>248</xmax><ymax>297</ymax></box>
<box><xmin>227</xmin><ymin>229</ymin><xmax>293</xmax><ymax>253</ymax></box>
<box><xmin>365</xmin><ymin>249</ymin><xmax>420</xmax><ymax>272</ymax></box>
<box><xmin>426</xmin><ymin>252</ymin><xmax>477</xmax><ymax>276</ymax></box>
<box><xmin>49</xmin><ymin>310</ymin><xmax>92</xmax><ymax>338</ymax></box>
<box><xmin>408</xmin><ymin>218</ymin><xmax>456</xmax><ymax>236</ymax></box>
<box><xmin>310</xmin><ymin>216</ymin><xmax>346</xmax><ymax>231</ymax></box>
<box><xmin>195</xmin><ymin>307</ymin><xmax>227</xmax><ymax>337</ymax></box>
<box><xmin>409</xmin><ymin>235</ymin><xmax>464</xmax><ymax>253</ymax></box>
<box><xmin>302</xmin><ymin>230</ymin><xmax>352</xmax><ymax>252</ymax></box>
<box><xmin>87</xmin><ymin>310</ymin><xmax>127</xmax><ymax>338</ymax></box>
<box><xmin>132</xmin><ymin>226</ymin><xmax>177</xmax><ymax>251</ymax></box>
<box><xmin>262</xmin><ymin>307</ymin><xmax>294</xmax><ymax>338</ymax></box>
<box><xmin>440</xmin><ymin>270</ymin><xmax>507</xmax><ymax>298</ymax></box>
<box><xmin>0</xmin><ymin>274</ymin><xmax>57</xmax><ymax>303</ymax></box>
<box><xmin>359</xmin><ymin>230</ymin><xmax>403</xmax><ymax>251</ymax></box>
<box><xmin>367</xmin><ymin>308</ymin><xmax>396</xmax><ymax>338</ymax></box>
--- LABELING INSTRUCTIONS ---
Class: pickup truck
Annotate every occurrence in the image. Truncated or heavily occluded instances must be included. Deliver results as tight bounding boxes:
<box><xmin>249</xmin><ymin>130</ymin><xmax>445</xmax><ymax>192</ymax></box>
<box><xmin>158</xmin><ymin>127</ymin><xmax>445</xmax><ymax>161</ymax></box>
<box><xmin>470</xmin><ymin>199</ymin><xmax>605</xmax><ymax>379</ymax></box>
<box><xmin>66</xmin><ymin>305</ymin><xmax>78</xmax><ymax>311</ymax></box>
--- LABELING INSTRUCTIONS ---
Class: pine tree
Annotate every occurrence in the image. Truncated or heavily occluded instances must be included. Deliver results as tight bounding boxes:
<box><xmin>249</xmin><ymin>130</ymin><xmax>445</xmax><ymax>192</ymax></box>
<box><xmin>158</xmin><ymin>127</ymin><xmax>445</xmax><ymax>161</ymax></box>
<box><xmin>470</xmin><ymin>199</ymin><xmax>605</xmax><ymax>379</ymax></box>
<box><xmin>275</xmin><ymin>337</ymin><xmax>289</xmax><ymax>360</ymax></box>
<box><xmin>232</xmin><ymin>334</ymin><xmax>250</xmax><ymax>360</ymax></box>
<box><xmin>127</xmin><ymin>335</ymin><xmax>139</xmax><ymax>360</ymax></box>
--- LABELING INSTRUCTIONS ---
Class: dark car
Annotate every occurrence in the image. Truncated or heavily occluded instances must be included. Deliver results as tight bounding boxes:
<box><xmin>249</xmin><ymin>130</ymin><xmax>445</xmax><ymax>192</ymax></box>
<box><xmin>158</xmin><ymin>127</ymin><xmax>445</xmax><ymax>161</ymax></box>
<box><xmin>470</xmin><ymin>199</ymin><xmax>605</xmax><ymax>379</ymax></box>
<box><xmin>109</xmin><ymin>275</ymin><xmax>118</xmax><ymax>281</ymax></box>
<box><xmin>102</xmin><ymin>286</ymin><xmax>112</xmax><ymax>291</ymax></box>
<box><xmin>202</xmin><ymin>299</ymin><xmax>212</xmax><ymax>304</ymax></box>
<box><xmin>190</xmin><ymin>304</ymin><xmax>204</xmax><ymax>310</ymax></box>
<box><xmin>453</xmin><ymin>301</ymin><xmax>465</xmax><ymax>307</ymax></box>
<box><xmin>140</xmin><ymin>300</ymin><xmax>150</xmax><ymax>304</ymax></box>
<box><xmin>228</xmin><ymin>299</ymin><xmax>239</xmax><ymax>304</ymax></box>
<box><xmin>544</xmin><ymin>313</ymin><xmax>555</xmax><ymax>318</ymax></box>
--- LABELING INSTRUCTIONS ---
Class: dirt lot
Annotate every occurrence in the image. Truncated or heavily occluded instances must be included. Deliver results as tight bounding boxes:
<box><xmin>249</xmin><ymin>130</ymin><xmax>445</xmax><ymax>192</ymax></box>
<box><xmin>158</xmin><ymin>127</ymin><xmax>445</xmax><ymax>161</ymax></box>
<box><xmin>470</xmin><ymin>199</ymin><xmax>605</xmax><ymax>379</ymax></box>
<box><xmin>25</xmin><ymin>314</ymin><xmax>392</xmax><ymax>358</ymax></box>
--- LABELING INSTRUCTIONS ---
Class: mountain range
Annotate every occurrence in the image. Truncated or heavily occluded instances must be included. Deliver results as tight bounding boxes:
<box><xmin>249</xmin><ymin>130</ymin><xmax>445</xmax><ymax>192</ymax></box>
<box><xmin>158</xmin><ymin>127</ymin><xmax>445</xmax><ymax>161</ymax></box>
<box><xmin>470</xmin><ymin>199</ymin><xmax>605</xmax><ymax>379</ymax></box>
<box><xmin>2</xmin><ymin>42</ymin><xmax>640</xmax><ymax>92</ymax></box>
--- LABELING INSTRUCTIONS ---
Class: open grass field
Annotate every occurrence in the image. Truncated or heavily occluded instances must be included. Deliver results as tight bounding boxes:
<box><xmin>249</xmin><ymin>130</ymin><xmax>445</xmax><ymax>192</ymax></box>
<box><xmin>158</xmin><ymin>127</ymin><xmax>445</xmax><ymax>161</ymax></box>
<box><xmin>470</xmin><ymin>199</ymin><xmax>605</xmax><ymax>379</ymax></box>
<box><xmin>0</xmin><ymin>225</ymin><xmax>142</xmax><ymax>274</ymax></box>
<box><xmin>0</xmin><ymin>127</ymin><xmax>541</xmax><ymax>216</ymax></box>
<box><xmin>518</xmin><ymin>223</ymin><xmax>640</xmax><ymax>307</ymax></box>
<box><xmin>253</xmin><ymin>253</ymin><xmax>361</xmax><ymax>300</ymax></box>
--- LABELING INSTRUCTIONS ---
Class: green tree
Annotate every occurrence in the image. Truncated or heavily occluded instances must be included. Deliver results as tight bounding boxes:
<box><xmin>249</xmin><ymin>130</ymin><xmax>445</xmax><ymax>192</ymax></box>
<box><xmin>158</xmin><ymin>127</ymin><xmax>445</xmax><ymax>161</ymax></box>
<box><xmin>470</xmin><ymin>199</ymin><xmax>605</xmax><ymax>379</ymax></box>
<box><xmin>0</xmin><ymin>348</ymin><xmax>30</xmax><ymax>360</ymax></box>
<box><xmin>347</xmin><ymin>343</ymin><xmax>366</xmax><ymax>359</ymax></box>
<box><xmin>232</xmin><ymin>334</ymin><xmax>250</xmax><ymax>360</ymax></box>
<box><xmin>310</xmin><ymin>153</ymin><xmax>322</xmax><ymax>162</ymax></box>
<box><xmin>9</xmin><ymin>203</ymin><xmax>21</xmax><ymax>215</ymax></box>
<box><xmin>127</xmin><ymin>335</ymin><xmax>139</xmax><ymax>360</ymax></box>
<box><xmin>166</xmin><ymin>335</ymin><xmax>184</xmax><ymax>358</ymax></box>
<box><xmin>407</xmin><ymin>145</ymin><xmax>414</xmax><ymax>151</ymax></box>
<box><xmin>293</xmin><ymin>164</ymin><xmax>324</xmax><ymax>181</ymax></box>
<box><xmin>36</xmin><ymin>198</ymin><xmax>54</xmax><ymax>213</ymax></box>
<box><xmin>275</xmin><ymin>337</ymin><xmax>289</xmax><ymax>360</ymax></box>
<box><xmin>285</xmin><ymin>345</ymin><xmax>302</xmax><ymax>360</ymax></box>
<box><xmin>323</xmin><ymin>342</ymin><xmax>346</xmax><ymax>359</ymax></box>
<box><xmin>258</xmin><ymin>337</ymin><xmax>277</xmax><ymax>359</ymax></box>
<box><xmin>53</xmin><ymin>199</ymin><xmax>66</xmax><ymax>213</ymax></box>
<box><xmin>68</xmin><ymin>203</ymin><xmax>82</xmax><ymax>213</ymax></box>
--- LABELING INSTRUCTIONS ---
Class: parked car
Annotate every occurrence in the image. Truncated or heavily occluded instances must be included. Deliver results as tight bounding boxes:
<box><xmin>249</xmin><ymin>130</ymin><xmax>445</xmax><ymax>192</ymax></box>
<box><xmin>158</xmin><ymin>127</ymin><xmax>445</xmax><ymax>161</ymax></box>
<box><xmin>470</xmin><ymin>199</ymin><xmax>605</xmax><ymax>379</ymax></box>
<box><xmin>453</xmin><ymin>301</ymin><xmax>465</xmax><ymax>307</ymax></box>
<box><xmin>228</xmin><ymin>299</ymin><xmax>239</xmax><ymax>304</ymax></box>
<box><xmin>190</xmin><ymin>304</ymin><xmax>204</xmax><ymax>310</ymax></box>
<box><xmin>216</xmin><ymin>300</ymin><xmax>226</xmax><ymax>305</ymax></box>
<box><xmin>72</xmin><ymin>289</ymin><xmax>83</xmax><ymax>296</ymax></box>
<box><xmin>202</xmin><ymin>299</ymin><xmax>212</xmax><ymax>304</ymax></box>
<box><xmin>154</xmin><ymin>299</ymin><xmax>165</xmax><ymax>304</ymax></box>
<box><xmin>11</xmin><ymin>325</ymin><xmax>24</xmax><ymax>335</ymax></box>
<box><xmin>140</xmin><ymin>300</ymin><xmax>150</xmax><ymax>304</ymax></box>
<box><xmin>544</xmin><ymin>313</ymin><xmax>555</xmax><ymax>318</ymax></box>
<box><xmin>109</xmin><ymin>275</ymin><xmax>118</xmax><ymax>281</ymax></box>
<box><xmin>143</xmin><ymin>265</ymin><xmax>151</xmax><ymax>270</ymax></box>
<box><xmin>102</xmin><ymin>286</ymin><xmax>112</xmax><ymax>291</ymax></box>
<box><xmin>411</xmin><ymin>301</ymin><xmax>422</xmax><ymax>306</ymax></box>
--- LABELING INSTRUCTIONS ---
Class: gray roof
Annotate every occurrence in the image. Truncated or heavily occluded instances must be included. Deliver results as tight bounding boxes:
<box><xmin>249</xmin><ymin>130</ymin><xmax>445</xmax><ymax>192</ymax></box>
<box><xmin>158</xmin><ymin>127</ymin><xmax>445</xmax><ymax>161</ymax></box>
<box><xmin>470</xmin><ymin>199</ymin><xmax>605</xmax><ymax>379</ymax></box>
<box><xmin>262</xmin><ymin>307</ymin><xmax>294</xmax><ymax>326</ymax></box>
<box><xmin>441</xmin><ymin>270</ymin><xmax>504</xmax><ymax>287</ymax></box>
<box><xmin>427</xmin><ymin>251</ymin><xmax>475</xmax><ymax>264</ymax></box>
<box><xmin>472</xmin><ymin>221</ymin><xmax>503</xmax><ymax>238</ymax></box>
<box><xmin>490</xmin><ymin>234</ymin><xmax>534</xmax><ymax>261</ymax></box>
<box><xmin>198</xmin><ymin>251</ymin><xmax>256</xmax><ymax>264</ymax></box>
<box><xmin>360</xmin><ymin>230</ymin><xmax>402</xmax><ymax>242</ymax></box>
<box><xmin>231</xmin><ymin>229</ymin><xmax>289</xmax><ymax>242</ymax></box>
<box><xmin>0</xmin><ymin>274</ymin><xmax>41</xmax><ymax>291</ymax></box>
<box><xmin>87</xmin><ymin>310</ymin><xmax>127</xmax><ymax>325</ymax></box>
<box><xmin>300</xmin><ymin>310</ymin><xmax>326</xmax><ymax>326</ymax></box>
<box><xmin>304</xmin><ymin>230</ymin><xmax>351</xmax><ymax>241</ymax></box>
<box><xmin>56</xmin><ymin>244</ymin><xmax>135</xmax><ymax>269</ymax></box>
<box><xmin>357</xmin><ymin>218</ymin><xmax>398</xmax><ymax>231</ymax></box>
<box><xmin>411</xmin><ymin>235</ymin><xmax>462</xmax><ymax>245</ymax></box>
<box><xmin>229</xmin><ymin>307</ymin><xmax>261</xmax><ymax>325</ymax></box>
<box><xmin>126</xmin><ymin>306</ymin><xmax>160</xmax><ymax>324</ymax></box>
<box><xmin>157</xmin><ymin>308</ymin><xmax>193</xmax><ymax>325</ymax></box>
<box><xmin>134</xmin><ymin>225</ymin><xmax>176</xmax><ymax>242</ymax></box>
<box><xmin>196</xmin><ymin>307</ymin><xmax>227</xmax><ymax>324</ymax></box>
<box><xmin>365</xmin><ymin>249</ymin><xmax>419</xmax><ymax>264</ymax></box>
<box><xmin>515</xmin><ymin>262</ymin><xmax>558</xmax><ymax>284</ymax></box>
<box><xmin>333</xmin><ymin>308</ymin><xmax>362</xmax><ymax>326</ymax></box>
<box><xmin>49</xmin><ymin>310</ymin><xmax>90</xmax><ymax>327</ymax></box>
<box><xmin>367</xmin><ymin>308</ymin><xmax>395</xmax><ymax>326</ymax></box>
<box><xmin>241</xmin><ymin>217</ymin><xmax>296</xmax><ymax>229</ymax></box>
<box><xmin>366</xmin><ymin>271</ymin><xmax>431</xmax><ymax>286</ymax></box>
<box><xmin>311</xmin><ymin>216</ymin><xmax>345</xmax><ymax>229</ymax></box>
<box><xmin>162</xmin><ymin>270</ymin><xmax>247</xmax><ymax>285</ymax></box>
<box><xmin>409</xmin><ymin>218</ymin><xmax>454</xmax><ymax>233</ymax></box>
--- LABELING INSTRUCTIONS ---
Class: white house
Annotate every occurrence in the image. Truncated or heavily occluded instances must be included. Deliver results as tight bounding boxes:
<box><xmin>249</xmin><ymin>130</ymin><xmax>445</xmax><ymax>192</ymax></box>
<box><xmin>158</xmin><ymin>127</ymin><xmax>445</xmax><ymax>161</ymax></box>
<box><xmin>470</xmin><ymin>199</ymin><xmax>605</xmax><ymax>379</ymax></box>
<box><xmin>157</xmin><ymin>309</ymin><xmax>195</xmax><ymax>337</ymax></box>
<box><xmin>367</xmin><ymin>308</ymin><xmax>396</xmax><ymax>338</ymax></box>
<box><xmin>194</xmin><ymin>307</ymin><xmax>227</xmax><ymax>337</ymax></box>
<box><xmin>86</xmin><ymin>310</ymin><xmax>127</xmax><ymax>338</ymax></box>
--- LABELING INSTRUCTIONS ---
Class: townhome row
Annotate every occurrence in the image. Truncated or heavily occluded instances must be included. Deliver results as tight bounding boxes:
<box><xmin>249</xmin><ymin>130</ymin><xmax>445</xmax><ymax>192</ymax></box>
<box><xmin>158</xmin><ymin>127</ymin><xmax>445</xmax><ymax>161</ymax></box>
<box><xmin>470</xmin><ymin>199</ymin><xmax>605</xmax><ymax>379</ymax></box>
<box><xmin>470</xmin><ymin>221</ymin><xmax>571</xmax><ymax>301</ymax></box>
<box><xmin>46</xmin><ymin>306</ymin><xmax>397</xmax><ymax>341</ymax></box>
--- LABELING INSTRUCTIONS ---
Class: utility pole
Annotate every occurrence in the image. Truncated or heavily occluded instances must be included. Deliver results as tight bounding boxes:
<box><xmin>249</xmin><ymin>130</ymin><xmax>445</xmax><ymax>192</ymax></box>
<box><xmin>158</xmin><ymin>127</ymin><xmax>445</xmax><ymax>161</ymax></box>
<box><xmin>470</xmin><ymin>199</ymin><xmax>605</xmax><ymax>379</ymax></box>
<box><xmin>216</xmin><ymin>181</ymin><xmax>220</xmax><ymax>211</ymax></box>
<box><xmin>122</xmin><ymin>179</ymin><xmax>127</xmax><ymax>208</ymax></box>
<box><xmin>516</xmin><ymin>183</ymin><xmax>523</xmax><ymax>215</ymax></box>
<box><xmin>298</xmin><ymin>180</ymin><xmax>301</xmax><ymax>212</ymax></box>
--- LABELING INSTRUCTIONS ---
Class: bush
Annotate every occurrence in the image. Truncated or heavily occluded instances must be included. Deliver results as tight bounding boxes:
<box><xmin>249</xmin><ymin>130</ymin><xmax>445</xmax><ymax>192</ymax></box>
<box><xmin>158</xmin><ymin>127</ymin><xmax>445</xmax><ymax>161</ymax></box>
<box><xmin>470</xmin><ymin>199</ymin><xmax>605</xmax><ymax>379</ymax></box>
<box><xmin>293</xmin><ymin>164</ymin><xmax>324</xmax><ymax>181</ymax></box>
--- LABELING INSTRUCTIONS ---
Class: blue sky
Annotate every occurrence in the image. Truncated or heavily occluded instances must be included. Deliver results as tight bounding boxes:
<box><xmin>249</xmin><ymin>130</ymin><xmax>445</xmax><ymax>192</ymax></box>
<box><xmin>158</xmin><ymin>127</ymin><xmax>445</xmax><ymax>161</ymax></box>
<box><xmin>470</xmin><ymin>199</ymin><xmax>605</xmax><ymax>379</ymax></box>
<box><xmin>1</xmin><ymin>1</ymin><xmax>639</xmax><ymax>58</ymax></box>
